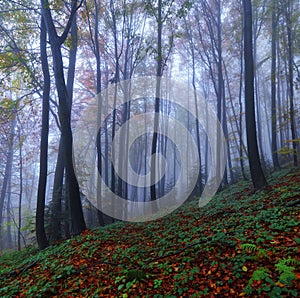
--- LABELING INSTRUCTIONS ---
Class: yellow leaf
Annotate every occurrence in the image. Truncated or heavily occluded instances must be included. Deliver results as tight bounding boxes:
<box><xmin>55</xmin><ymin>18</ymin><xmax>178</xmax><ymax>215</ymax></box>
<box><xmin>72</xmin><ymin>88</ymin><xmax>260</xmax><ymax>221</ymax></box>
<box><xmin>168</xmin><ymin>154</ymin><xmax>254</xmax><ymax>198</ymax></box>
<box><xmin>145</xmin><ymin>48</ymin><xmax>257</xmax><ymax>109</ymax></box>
<box><xmin>242</xmin><ymin>266</ymin><xmax>248</xmax><ymax>272</ymax></box>
<box><xmin>276</xmin><ymin>281</ymin><xmax>285</xmax><ymax>288</ymax></box>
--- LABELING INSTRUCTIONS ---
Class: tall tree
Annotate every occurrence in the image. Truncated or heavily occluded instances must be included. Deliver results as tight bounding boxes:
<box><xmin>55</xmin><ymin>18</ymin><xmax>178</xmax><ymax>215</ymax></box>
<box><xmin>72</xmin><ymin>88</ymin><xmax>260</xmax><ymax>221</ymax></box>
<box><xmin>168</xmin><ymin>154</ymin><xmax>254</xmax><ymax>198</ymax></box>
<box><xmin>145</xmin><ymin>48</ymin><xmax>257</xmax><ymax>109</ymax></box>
<box><xmin>50</xmin><ymin>4</ymin><xmax>80</xmax><ymax>241</ymax></box>
<box><xmin>0</xmin><ymin>117</ymin><xmax>16</xmax><ymax>248</ymax></box>
<box><xmin>271</xmin><ymin>1</ymin><xmax>280</xmax><ymax>169</ymax></box>
<box><xmin>41</xmin><ymin>0</ymin><xmax>86</xmax><ymax>235</ymax></box>
<box><xmin>284</xmin><ymin>0</ymin><xmax>298</xmax><ymax>166</ymax></box>
<box><xmin>150</xmin><ymin>0</ymin><xmax>163</xmax><ymax>204</ymax></box>
<box><xmin>242</xmin><ymin>0</ymin><xmax>267</xmax><ymax>189</ymax></box>
<box><xmin>147</xmin><ymin>0</ymin><xmax>176</xmax><ymax>203</ymax></box>
<box><xmin>36</xmin><ymin>16</ymin><xmax>50</xmax><ymax>250</ymax></box>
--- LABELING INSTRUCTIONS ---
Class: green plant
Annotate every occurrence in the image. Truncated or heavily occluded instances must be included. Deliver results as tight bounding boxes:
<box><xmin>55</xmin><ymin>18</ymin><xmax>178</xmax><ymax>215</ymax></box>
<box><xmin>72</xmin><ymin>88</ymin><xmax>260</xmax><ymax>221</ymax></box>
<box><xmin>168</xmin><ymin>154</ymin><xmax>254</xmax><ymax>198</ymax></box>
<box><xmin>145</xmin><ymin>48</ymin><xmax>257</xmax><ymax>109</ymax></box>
<box><xmin>153</xmin><ymin>279</ymin><xmax>163</xmax><ymax>289</ymax></box>
<box><xmin>275</xmin><ymin>260</ymin><xmax>296</xmax><ymax>286</ymax></box>
<box><xmin>243</xmin><ymin>267</ymin><xmax>272</xmax><ymax>295</ymax></box>
<box><xmin>241</xmin><ymin>243</ymin><xmax>268</xmax><ymax>259</ymax></box>
<box><xmin>241</xmin><ymin>243</ymin><xmax>258</xmax><ymax>253</ymax></box>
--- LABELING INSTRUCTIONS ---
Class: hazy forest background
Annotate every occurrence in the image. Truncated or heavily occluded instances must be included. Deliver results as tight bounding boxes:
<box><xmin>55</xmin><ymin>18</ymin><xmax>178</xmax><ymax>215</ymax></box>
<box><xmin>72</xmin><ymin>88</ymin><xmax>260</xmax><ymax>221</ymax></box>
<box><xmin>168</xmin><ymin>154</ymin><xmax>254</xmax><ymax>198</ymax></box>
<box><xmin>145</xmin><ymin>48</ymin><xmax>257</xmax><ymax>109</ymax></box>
<box><xmin>0</xmin><ymin>0</ymin><xmax>299</xmax><ymax>252</ymax></box>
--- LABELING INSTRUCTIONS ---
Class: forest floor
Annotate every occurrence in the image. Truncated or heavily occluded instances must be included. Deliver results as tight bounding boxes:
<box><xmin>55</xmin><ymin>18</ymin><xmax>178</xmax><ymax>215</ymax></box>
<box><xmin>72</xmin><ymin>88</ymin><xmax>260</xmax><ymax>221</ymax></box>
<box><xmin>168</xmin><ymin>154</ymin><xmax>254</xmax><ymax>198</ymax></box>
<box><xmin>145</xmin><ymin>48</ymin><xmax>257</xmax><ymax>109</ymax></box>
<box><xmin>0</xmin><ymin>168</ymin><xmax>300</xmax><ymax>297</ymax></box>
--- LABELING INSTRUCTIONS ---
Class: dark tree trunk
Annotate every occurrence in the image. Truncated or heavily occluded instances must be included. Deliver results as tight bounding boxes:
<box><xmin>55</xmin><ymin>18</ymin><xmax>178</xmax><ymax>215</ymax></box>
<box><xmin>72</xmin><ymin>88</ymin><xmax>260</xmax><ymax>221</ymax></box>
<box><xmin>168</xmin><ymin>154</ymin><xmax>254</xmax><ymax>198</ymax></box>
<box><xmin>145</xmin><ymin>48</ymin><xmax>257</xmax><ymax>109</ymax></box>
<box><xmin>93</xmin><ymin>0</ymin><xmax>105</xmax><ymax>226</ymax></box>
<box><xmin>216</xmin><ymin>0</ymin><xmax>224</xmax><ymax>185</ymax></box>
<box><xmin>36</xmin><ymin>16</ymin><xmax>50</xmax><ymax>250</ymax></box>
<box><xmin>50</xmin><ymin>139</ymin><xmax>64</xmax><ymax>241</ymax></box>
<box><xmin>41</xmin><ymin>0</ymin><xmax>86</xmax><ymax>235</ymax></box>
<box><xmin>18</xmin><ymin>128</ymin><xmax>23</xmax><ymax>251</ymax></box>
<box><xmin>150</xmin><ymin>0</ymin><xmax>163</xmax><ymax>206</ymax></box>
<box><xmin>242</xmin><ymin>0</ymin><xmax>267</xmax><ymax>189</ymax></box>
<box><xmin>50</xmin><ymin>5</ymin><xmax>79</xmax><ymax>241</ymax></box>
<box><xmin>285</xmin><ymin>1</ymin><xmax>298</xmax><ymax>166</ymax></box>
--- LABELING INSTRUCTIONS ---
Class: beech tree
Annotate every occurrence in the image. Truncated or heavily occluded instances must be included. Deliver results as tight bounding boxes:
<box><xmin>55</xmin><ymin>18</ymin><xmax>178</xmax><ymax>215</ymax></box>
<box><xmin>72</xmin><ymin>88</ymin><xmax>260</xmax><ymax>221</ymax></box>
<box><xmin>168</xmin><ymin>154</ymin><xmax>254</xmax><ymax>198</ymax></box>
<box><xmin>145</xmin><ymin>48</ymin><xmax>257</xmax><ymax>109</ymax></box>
<box><xmin>40</xmin><ymin>0</ymin><xmax>86</xmax><ymax>237</ymax></box>
<box><xmin>242</xmin><ymin>0</ymin><xmax>267</xmax><ymax>189</ymax></box>
<box><xmin>271</xmin><ymin>1</ymin><xmax>280</xmax><ymax>169</ymax></box>
<box><xmin>284</xmin><ymin>0</ymin><xmax>298</xmax><ymax>166</ymax></box>
<box><xmin>36</xmin><ymin>15</ymin><xmax>50</xmax><ymax>250</ymax></box>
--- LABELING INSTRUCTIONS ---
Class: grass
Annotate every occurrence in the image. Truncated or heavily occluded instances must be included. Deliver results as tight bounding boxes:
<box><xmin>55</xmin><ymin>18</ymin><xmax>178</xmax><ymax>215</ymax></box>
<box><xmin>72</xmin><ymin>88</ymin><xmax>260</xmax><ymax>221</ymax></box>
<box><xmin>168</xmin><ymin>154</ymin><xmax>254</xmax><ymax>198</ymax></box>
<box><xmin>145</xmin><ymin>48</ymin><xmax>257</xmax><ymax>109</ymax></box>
<box><xmin>0</xmin><ymin>167</ymin><xmax>299</xmax><ymax>297</ymax></box>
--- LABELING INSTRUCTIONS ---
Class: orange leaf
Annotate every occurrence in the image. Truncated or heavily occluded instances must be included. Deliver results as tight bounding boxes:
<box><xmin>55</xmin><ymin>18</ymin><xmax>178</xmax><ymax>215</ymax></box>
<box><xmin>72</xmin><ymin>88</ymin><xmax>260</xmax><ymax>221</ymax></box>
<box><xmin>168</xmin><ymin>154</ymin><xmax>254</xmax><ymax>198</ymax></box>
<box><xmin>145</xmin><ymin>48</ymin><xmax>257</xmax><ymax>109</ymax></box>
<box><xmin>276</xmin><ymin>281</ymin><xmax>285</xmax><ymax>288</ymax></box>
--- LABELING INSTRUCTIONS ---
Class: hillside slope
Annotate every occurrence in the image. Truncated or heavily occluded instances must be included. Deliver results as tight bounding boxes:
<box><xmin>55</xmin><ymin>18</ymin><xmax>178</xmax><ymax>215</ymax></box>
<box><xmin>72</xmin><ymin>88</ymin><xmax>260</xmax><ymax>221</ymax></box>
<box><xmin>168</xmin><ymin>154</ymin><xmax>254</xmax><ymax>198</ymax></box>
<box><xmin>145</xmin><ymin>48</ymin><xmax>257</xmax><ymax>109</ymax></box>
<box><xmin>0</xmin><ymin>168</ymin><xmax>300</xmax><ymax>297</ymax></box>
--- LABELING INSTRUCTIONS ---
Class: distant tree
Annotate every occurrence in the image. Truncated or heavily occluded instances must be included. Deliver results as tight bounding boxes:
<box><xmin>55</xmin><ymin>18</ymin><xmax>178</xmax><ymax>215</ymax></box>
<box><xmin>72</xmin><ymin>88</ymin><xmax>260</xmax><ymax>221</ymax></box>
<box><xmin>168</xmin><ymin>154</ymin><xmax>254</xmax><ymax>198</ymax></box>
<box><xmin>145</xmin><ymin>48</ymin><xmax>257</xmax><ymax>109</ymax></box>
<box><xmin>0</xmin><ymin>117</ymin><xmax>16</xmax><ymax>249</ymax></box>
<box><xmin>146</xmin><ymin>0</ymin><xmax>175</xmax><ymax>204</ymax></box>
<box><xmin>242</xmin><ymin>0</ymin><xmax>267</xmax><ymax>189</ymax></box>
<box><xmin>284</xmin><ymin>0</ymin><xmax>298</xmax><ymax>166</ymax></box>
<box><xmin>271</xmin><ymin>1</ymin><xmax>280</xmax><ymax>169</ymax></box>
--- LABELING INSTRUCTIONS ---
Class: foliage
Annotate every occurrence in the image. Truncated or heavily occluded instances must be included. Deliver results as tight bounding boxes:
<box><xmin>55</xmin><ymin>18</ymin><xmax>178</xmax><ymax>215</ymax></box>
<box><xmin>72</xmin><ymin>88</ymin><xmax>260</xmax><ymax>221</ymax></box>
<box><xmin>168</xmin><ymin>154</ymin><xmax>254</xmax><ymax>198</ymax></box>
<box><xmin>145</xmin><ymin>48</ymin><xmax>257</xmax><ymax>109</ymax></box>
<box><xmin>0</xmin><ymin>168</ymin><xmax>299</xmax><ymax>296</ymax></box>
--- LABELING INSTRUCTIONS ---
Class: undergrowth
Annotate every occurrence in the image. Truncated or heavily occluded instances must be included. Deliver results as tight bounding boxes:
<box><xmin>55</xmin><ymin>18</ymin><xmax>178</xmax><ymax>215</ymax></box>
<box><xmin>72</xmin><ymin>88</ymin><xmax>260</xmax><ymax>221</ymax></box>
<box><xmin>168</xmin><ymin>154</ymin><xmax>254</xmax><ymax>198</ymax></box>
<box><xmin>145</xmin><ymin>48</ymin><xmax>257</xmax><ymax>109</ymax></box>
<box><xmin>0</xmin><ymin>168</ymin><xmax>299</xmax><ymax>297</ymax></box>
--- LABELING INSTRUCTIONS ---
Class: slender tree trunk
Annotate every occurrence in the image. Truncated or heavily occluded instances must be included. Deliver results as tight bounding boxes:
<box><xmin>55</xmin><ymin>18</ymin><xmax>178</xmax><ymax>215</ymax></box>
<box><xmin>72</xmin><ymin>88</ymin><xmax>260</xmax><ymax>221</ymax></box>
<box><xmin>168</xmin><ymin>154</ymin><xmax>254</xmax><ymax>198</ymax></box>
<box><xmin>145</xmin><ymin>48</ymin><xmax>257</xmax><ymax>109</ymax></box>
<box><xmin>6</xmin><ymin>172</ymin><xmax>13</xmax><ymax>249</ymax></box>
<box><xmin>50</xmin><ymin>139</ymin><xmax>64</xmax><ymax>241</ymax></box>
<box><xmin>110</xmin><ymin>0</ymin><xmax>120</xmax><ymax>221</ymax></box>
<box><xmin>253</xmin><ymin>34</ymin><xmax>266</xmax><ymax>169</ymax></box>
<box><xmin>150</xmin><ymin>0</ymin><xmax>163</xmax><ymax>206</ymax></box>
<box><xmin>216</xmin><ymin>0</ymin><xmax>224</xmax><ymax>185</ymax></box>
<box><xmin>242</xmin><ymin>0</ymin><xmax>267</xmax><ymax>189</ymax></box>
<box><xmin>0</xmin><ymin>118</ymin><xmax>15</xmax><ymax>249</ymax></box>
<box><xmin>36</xmin><ymin>16</ymin><xmax>50</xmax><ymax>250</ymax></box>
<box><xmin>238</xmin><ymin>31</ymin><xmax>247</xmax><ymax>180</ymax></box>
<box><xmin>285</xmin><ymin>1</ymin><xmax>298</xmax><ymax>166</ymax></box>
<box><xmin>276</xmin><ymin>38</ymin><xmax>284</xmax><ymax>149</ymax></box>
<box><xmin>94</xmin><ymin>0</ymin><xmax>105</xmax><ymax>226</ymax></box>
<box><xmin>224</xmin><ymin>60</ymin><xmax>247</xmax><ymax>181</ymax></box>
<box><xmin>18</xmin><ymin>128</ymin><xmax>23</xmax><ymax>251</ymax></box>
<box><xmin>271</xmin><ymin>3</ymin><xmax>280</xmax><ymax>169</ymax></box>
<box><xmin>185</xmin><ymin>16</ymin><xmax>202</xmax><ymax>195</ymax></box>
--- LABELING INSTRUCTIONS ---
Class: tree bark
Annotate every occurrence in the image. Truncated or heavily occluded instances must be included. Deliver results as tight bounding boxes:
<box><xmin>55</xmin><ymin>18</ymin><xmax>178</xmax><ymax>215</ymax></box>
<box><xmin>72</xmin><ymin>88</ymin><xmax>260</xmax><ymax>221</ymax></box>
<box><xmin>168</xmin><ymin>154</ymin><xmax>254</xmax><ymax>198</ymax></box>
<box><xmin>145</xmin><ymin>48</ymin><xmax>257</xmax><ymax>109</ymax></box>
<box><xmin>242</xmin><ymin>0</ymin><xmax>267</xmax><ymax>189</ymax></box>
<box><xmin>41</xmin><ymin>0</ymin><xmax>86</xmax><ymax>235</ymax></box>
<box><xmin>36</xmin><ymin>15</ymin><xmax>50</xmax><ymax>250</ymax></box>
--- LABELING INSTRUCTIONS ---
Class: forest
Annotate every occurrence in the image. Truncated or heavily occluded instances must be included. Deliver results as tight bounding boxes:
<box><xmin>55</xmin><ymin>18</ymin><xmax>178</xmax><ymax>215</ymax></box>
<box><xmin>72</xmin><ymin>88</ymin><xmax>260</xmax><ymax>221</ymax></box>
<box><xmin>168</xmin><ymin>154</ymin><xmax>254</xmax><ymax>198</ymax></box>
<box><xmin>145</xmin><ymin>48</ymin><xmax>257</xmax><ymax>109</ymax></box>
<box><xmin>0</xmin><ymin>0</ymin><xmax>299</xmax><ymax>296</ymax></box>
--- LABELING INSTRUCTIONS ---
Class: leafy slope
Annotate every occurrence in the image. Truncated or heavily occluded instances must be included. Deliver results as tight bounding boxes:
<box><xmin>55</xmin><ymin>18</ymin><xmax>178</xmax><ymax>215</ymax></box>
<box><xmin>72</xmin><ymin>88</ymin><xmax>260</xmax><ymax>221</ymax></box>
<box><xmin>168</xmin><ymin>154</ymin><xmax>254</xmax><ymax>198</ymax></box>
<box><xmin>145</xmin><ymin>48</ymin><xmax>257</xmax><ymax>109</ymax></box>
<box><xmin>0</xmin><ymin>168</ymin><xmax>299</xmax><ymax>297</ymax></box>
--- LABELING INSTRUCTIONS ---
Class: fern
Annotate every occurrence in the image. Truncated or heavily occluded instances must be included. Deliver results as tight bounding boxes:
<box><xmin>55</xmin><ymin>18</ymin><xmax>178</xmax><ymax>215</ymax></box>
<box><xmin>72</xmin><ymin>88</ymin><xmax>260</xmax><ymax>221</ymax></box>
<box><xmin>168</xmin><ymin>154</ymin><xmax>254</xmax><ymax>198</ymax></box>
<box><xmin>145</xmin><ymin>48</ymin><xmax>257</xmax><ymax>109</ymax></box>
<box><xmin>275</xmin><ymin>260</ymin><xmax>296</xmax><ymax>286</ymax></box>
<box><xmin>241</xmin><ymin>243</ymin><xmax>258</xmax><ymax>253</ymax></box>
<box><xmin>279</xmin><ymin>257</ymin><xmax>300</xmax><ymax>266</ymax></box>
<box><xmin>241</xmin><ymin>243</ymin><xmax>268</xmax><ymax>260</ymax></box>
<box><xmin>243</xmin><ymin>267</ymin><xmax>270</xmax><ymax>295</ymax></box>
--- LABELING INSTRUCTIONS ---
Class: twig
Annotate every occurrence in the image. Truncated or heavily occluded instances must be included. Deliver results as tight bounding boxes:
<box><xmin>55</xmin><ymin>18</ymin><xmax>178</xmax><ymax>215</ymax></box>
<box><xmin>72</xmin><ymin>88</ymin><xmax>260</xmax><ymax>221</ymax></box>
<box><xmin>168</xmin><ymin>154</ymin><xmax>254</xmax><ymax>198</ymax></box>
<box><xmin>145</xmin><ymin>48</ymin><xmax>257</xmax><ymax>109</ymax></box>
<box><xmin>0</xmin><ymin>259</ymin><xmax>39</xmax><ymax>280</ymax></box>
<box><xmin>140</xmin><ymin>237</ymin><xmax>212</xmax><ymax>268</ymax></box>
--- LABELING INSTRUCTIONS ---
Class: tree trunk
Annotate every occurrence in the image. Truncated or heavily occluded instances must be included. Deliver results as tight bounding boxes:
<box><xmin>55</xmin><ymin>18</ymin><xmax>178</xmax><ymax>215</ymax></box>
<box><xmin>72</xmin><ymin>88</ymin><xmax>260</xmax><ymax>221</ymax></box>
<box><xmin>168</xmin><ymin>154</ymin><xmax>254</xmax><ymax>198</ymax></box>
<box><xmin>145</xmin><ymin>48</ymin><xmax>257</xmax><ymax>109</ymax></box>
<box><xmin>36</xmin><ymin>15</ymin><xmax>50</xmax><ymax>250</ymax></box>
<box><xmin>0</xmin><ymin>118</ymin><xmax>15</xmax><ymax>249</ymax></box>
<box><xmin>150</xmin><ymin>0</ymin><xmax>163</xmax><ymax>206</ymax></box>
<box><xmin>41</xmin><ymin>0</ymin><xmax>86</xmax><ymax>235</ymax></box>
<box><xmin>242</xmin><ymin>0</ymin><xmax>267</xmax><ymax>189</ymax></box>
<box><xmin>18</xmin><ymin>128</ymin><xmax>23</xmax><ymax>251</ymax></box>
<box><xmin>50</xmin><ymin>139</ymin><xmax>64</xmax><ymax>241</ymax></box>
<box><xmin>285</xmin><ymin>1</ymin><xmax>298</xmax><ymax>166</ymax></box>
<box><xmin>271</xmin><ymin>3</ymin><xmax>280</xmax><ymax>169</ymax></box>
